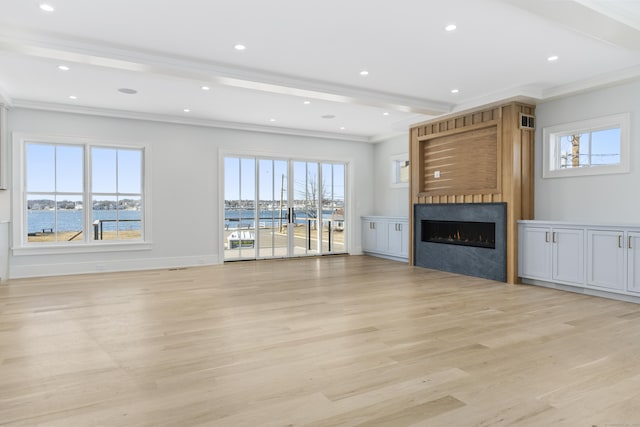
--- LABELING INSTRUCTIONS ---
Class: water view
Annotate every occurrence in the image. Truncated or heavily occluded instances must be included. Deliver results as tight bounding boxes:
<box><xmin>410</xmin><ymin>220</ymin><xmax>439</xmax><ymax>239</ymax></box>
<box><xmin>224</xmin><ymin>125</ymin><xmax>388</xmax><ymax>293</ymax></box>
<box><xmin>27</xmin><ymin>209</ymin><xmax>142</xmax><ymax>234</ymax></box>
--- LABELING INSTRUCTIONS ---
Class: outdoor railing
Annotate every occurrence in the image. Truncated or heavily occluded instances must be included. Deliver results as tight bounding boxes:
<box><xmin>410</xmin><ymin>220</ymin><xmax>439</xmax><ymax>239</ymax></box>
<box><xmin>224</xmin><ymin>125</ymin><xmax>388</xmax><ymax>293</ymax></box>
<box><xmin>93</xmin><ymin>219</ymin><xmax>141</xmax><ymax>240</ymax></box>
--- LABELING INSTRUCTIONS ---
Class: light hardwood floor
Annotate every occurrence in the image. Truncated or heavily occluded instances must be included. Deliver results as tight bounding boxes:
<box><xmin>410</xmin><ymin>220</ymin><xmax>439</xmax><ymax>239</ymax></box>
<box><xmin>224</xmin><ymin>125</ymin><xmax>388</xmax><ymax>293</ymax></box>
<box><xmin>2</xmin><ymin>255</ymin><xmax>640</xmax><ymax>426</ymax></box>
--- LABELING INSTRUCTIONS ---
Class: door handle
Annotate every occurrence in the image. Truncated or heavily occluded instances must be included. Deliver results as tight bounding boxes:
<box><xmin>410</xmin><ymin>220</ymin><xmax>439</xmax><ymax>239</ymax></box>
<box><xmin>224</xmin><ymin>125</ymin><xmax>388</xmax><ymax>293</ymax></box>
<box><xmin>552</xmin><ymin>232</ymin><xmax>556</xmax><ymax>243</ymax></box>
<box><xmin>545</xmin><ymin>231</ymin><xmax>549</xmax><ymax>243</ymax></box>
<box><xmin>630</xmin><ymin>235</ymin><xmax>633</xmax><ymax>250</ymax></box>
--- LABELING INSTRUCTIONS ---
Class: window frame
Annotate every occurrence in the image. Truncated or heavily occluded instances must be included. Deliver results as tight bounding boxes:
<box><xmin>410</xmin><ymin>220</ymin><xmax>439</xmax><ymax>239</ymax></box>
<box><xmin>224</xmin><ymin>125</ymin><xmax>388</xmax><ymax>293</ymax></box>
<box><xmin>12</xmin><ymin>133</ymin><xmax>152</xmax><ymax>255</ymax></box>
<box><xmin>390</xmin><ymin>153</ymin><xmax>409</xmax><ymax>188</ymax></box>
<box><xmin>542</xmin><ymin>113</ymin><xmax>630</xmax><ymax>179</ymax></box>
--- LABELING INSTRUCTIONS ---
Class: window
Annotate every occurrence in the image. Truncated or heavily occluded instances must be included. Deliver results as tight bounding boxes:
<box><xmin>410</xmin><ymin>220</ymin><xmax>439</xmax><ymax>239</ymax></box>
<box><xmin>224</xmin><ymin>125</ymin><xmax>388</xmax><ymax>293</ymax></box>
<box><xmin>91</xmin><ymin>148</ymin><xmax>143</xmax><ymax>241</ymax></box>
<box><xmin>15</xmin><ymin>134</ymin><xmax>148</xmax><ymax>250</ymax></box>
<box><xmin>543</xmin><ymin>113</ymin><xmax>630</xmax><ymax>178</ymax></box>
<box><xmin>390</xmin><ymin>153</ymin><xmax>409</xmax><ymax>188</ymax></box>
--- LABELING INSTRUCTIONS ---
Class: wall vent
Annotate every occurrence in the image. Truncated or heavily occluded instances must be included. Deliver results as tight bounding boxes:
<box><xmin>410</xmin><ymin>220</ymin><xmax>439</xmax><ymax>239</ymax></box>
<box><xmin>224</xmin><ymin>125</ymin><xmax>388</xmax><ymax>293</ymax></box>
<box><xmin>520</xmin><ymin>113</ymin><xmax>535</xmax><ymax>130</ymax></box>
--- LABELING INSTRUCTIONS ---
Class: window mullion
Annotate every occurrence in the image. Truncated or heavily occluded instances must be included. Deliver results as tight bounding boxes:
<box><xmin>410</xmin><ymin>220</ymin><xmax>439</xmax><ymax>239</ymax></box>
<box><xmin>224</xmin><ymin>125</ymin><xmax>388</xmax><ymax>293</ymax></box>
<box><xmin>115</xmin><ymin>150</ymin><xmax>119</xmax><ymax>240</ymax></box>
<box><xmin>85</xmin><ymin>144</ymin><xmax>91</xmax><ymax>243</ymax></box>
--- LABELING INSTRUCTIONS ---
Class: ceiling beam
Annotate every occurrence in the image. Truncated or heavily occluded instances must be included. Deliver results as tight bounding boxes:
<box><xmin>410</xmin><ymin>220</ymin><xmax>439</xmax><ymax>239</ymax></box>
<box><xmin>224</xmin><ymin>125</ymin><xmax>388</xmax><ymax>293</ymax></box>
<box><xmin>0</xmin><ymin>32</ymin><xmax>453</xmax><ymax>116</ymax></box>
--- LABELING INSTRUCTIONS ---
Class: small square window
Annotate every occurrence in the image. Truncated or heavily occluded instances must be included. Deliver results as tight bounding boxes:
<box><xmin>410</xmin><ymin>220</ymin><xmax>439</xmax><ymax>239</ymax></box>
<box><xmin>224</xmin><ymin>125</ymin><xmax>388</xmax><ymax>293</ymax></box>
<box><xmin>390</xmin><ymin>153</ymin><xmax>409</xmax><ymax>188</ymax></box>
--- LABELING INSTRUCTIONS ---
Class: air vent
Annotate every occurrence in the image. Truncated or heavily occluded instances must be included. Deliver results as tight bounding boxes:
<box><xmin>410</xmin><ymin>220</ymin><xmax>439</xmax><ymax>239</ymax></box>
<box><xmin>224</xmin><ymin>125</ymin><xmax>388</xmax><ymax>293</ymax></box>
<box><xmin>520</xmin><ymin>113</ymin><xmax>535</xmax><ymax>130</ymax></box>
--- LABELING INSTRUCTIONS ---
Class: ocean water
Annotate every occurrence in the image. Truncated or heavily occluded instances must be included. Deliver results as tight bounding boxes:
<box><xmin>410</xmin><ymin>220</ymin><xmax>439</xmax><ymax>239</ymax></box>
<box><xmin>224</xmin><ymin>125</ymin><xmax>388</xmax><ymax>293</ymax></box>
<box><xmin>224</xmin><ymin>208</ymin><xmax>338</xmax><ymax>229</ymax></box>
<box><xmin>28</xmin><ymin>208</ymin><xmax>340</xmax><ymax>233</ymax></box>
<box><xmin>27</xmin><ymin>209</ymin><xmax>142</xmax><ymax>233</ymax></box>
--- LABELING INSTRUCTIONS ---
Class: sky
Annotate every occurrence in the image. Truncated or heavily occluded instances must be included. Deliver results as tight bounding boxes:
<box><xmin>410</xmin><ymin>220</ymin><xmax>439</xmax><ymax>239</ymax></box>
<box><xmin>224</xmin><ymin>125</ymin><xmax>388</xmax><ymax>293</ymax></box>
<box><xmin>558</xmin><ymin>127</ymin><xmax>621</xmax><ymax>167</ymax></box>
<box><xmin>224</xmin><ymin>157</ymin><xmax>345</xmax><ymax>204</ymax></box>
<box><xmin>26</xmin><ymin>143</ymin><xmax>142</xmax><ymax>198</ymax></box>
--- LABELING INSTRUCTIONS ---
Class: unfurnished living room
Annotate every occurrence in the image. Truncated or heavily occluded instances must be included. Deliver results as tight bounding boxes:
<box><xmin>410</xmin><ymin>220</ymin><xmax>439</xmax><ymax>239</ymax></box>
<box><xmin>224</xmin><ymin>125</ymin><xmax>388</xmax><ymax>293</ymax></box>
<box><xmin>1</xmin><ymin>1</ymin><xmax>640</xmax><ymax>426</ymax></box>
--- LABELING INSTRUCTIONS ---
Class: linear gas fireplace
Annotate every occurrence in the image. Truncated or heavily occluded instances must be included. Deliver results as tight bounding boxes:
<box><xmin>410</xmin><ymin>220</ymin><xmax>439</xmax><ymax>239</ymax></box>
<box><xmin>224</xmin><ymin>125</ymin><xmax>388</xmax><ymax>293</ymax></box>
<box><xmin>414</xmin><ymin>203</ymin><xmax>506</xmax><ymax>282</ymax></box>
<box><xmin>422</xmin><ymin>220</ymin><xmax>495</xmax><ymax>249</ymax></box>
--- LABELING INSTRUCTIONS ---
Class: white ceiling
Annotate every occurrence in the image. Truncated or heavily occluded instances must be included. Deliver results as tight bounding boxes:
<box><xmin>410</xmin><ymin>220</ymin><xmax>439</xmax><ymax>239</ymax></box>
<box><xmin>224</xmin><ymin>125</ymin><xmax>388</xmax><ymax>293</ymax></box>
<box><xmin>0</xmin><ymin>0</ymin><xmax>639</xmax><ymax>142</ymax></box>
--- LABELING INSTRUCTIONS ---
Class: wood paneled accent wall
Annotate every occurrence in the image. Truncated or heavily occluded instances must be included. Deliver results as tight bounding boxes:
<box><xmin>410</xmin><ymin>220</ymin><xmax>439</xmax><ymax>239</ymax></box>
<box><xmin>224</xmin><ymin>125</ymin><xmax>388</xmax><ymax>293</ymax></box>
<box><xmin>409</xmin><ymin>102</ymin><xmax>535</xmax><ymax>284</ymax></box>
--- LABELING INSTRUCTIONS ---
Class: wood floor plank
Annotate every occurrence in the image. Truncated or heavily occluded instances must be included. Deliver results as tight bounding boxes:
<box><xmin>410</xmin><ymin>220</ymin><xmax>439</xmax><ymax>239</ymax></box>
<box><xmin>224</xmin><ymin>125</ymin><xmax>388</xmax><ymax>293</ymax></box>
<box><xmin>1</xmin><ymin>255</ymin><xmax>640</xmax><ymax>425</ymax></box>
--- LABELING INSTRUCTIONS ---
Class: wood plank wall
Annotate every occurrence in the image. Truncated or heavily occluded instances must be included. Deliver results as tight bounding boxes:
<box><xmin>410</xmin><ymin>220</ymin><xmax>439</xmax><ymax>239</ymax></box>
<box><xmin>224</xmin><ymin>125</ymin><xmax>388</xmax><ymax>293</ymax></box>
<box><xmin>409</xmin><ymin>102</ymin><xmax>535</xmax><ymax>284</ymax></box>
<box><xmin>420</xmin><ymin>123</ymin><xmax>499</xmax><ymax>195</ymax></box>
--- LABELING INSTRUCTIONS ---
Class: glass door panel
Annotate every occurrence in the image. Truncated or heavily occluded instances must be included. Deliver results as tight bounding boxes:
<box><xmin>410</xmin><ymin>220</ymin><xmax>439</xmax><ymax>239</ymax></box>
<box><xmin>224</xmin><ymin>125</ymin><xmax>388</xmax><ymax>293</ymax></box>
<box><xmin>224</xmin><ymin>157</ymin><xmax>256</xmax><ymax>260</ymax></box>
<box><xmin>293</xmin><ymin>161</ymin><xmax>320</xmax><ymax>256</ymax></box>
<box><xmin>321</xmin><ymin>162</ymin><xmax>346</xmax><ymax>253</ymax></box>
<box><xmin>258</xmin><ymin>159</ymin><xmax>289</xmax><ymax>258</ymax></box>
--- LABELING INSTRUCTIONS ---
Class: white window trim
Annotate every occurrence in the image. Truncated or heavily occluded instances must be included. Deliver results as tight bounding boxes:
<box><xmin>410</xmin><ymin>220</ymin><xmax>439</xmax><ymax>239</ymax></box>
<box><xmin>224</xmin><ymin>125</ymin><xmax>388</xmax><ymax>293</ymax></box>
<box><xmin>0</xmin><ymin>106</ymin><xmax>7</xmax><ymax>190</ymax></box>
<box><xmin>11</xmin><ymin>132</ymin><xmax>152</xmax><ymax>255</ymax></box>
<box><xmin>542</xmin><ymin>113</ymin><xmax>630</xmax><ymax>179</ymax></box>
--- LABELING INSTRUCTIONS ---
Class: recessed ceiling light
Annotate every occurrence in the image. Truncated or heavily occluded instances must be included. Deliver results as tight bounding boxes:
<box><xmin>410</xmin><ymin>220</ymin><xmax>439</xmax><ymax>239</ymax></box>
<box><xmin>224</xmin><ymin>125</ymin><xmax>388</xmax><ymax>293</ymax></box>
<box><xmin>383</xmin><ymin>112</ymin><xmax>390</xmax><ymax>116</ymax></box>
<box><xmin>118</xmin><ymin>88</ymin><xmax>138</xmax><ymax>95</ymax></box>
<box><xmin>445</xmin><ymin>24</ymin><xmax>457</xmax><ymax>32</ymax></box>
<box><xmin>58</xmin><ymin>65</ymin><xmax>70</xmax><ymax>71</ymax></box>
<box><xmin>201</xmin><ymin>86</ymin><xmax>210</xmax><ymax>91</ymax></box>
<box><xmin>340</xmin><ymin>126</ymin><xmax>346</xmax><ymax>130</ymax></box>
<box><xmin>68</xmin><ymin>95</ymin><xmax>77</xmax><ymax>100</ymax></box>
<box><xmin>234</xmin><ymin>44</ymin><xmax>246</xmax><ymax>51</ymax></box>
<box><xmin>269</xmin><ymin>118</ymin><xmax>276</xmax><ymax>122</ymax></box>
<box><xmin>321</xmin><ymin>114</ymin><xmax>336</xmax><ymax>119</ymax></box>
<box><xmin>303</xmin><ymin>101</ymin><xmax>311</xmax><ymax>105</ymax></box>
<box><xmin>183</xmin><ymin>109</ymin><xmax>191</xmax><ymax>113</ymax></box>
<box><xmin>359</xmin><ymin>70</ymin><xmax>369</xmax><ymax>76</ymax></box>
<box><xmin>39</xmin><ymin>4</ymin><xmax>55</xmax><ymax>12</ymax></box>
<box><xmin>547</xmin><ymin>55</ymin><xmax>559</xmax><ymax>62</ymax></box>
<box><xmin>451</xmin><ymin>88</ymin><xmax>459</xmax><ymax>94</ymax></box>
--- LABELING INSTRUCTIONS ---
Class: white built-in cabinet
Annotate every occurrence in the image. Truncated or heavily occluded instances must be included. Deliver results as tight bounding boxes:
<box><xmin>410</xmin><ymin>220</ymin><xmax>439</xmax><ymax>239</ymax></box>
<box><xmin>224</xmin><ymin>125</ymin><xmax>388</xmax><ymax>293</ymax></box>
<box><xmin>519</xmin><ymin>221</ymin><xmax>640</xmax><ymax>299</ymax></box>
<box><xmin>361</xmin><ymin>216</ymin><xmax>408</xmax><ymax>261</ymax></box>
<box><xmin>518</xmin><ymin>225</ymin><xmax>583</xmax><ymax>286</ymax></box>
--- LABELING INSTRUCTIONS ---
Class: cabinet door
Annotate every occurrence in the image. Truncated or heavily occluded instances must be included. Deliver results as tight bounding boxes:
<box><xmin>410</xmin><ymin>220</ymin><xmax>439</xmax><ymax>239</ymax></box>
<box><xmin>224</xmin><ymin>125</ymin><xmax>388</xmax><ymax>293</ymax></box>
<box><xmin>519</xmin><ymin>226</ymin><xmax>551</xmax><ymax>280</ymax></box>
<box><xmin>627</xmin><ymin>232</ymin><xmax>640</xmax><ymax>293</ymax></box>
<box><xmin>551</xmin><ymin>228</ymin><xmax>584</xmax><ymax>285</ymax></box>
<box><xmin>587</xmin><ymin>230</ymin><xmax>625</xmax><ymax>291</ymax></box>
<box><xmin>386</xmin><ymin>222</ymin><xmax>409</xmax><ymax>258</ymax></box>
<box><xmin>375</xmin><ymin>221</ymin><xmax>390</xmax><ymax>253</ymax></box>
<box><xmin>362</xmin><ymin>221</ymin><xmax>377</xmax><ymax>252</ymax></box>
<box><xmin>400</xmin><ymin>222</ymin><xmax>409</xmax><ymax>257</ymax></box>
<box><xmin>387</xmin><ymin>223</ymin><xmax>402</xmax><ymax>255</ymax></box>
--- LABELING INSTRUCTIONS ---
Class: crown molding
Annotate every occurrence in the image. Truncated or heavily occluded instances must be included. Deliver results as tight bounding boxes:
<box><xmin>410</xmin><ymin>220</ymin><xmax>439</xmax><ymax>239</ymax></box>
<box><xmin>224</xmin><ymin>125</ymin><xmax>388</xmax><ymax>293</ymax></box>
<box><xmin>0</xmin><ymin>30</ymin><xmax>453</xmax><ymax>116</ymax></box>
<box><xmin>450</xmin><ymin>85</ymin><xmax>543</xmax><ymax>115</ymax></box>
<box><xmin>12</xmin><ymin>99</ymin><xmax>373</xmax><ymax>143</ymax></box>
<box><xmin>369</xmin><ymin>130</ymin><xmax>409</xmax><ymax>144</ymax></box>
<box><xmin>541</xmin><ymin>65</ymin><xmax>640</xmax><ymax>100</ymax></box>
<box><xmin>0</xmin><ymin>83</ymin><xmax>12</xmax><ymax>107</ymax></box>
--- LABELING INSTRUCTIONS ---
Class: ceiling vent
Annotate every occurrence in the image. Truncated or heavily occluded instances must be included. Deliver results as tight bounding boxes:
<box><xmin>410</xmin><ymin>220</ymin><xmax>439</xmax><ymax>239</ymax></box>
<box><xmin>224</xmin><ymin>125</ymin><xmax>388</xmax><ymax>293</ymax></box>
<box><xmin>520</xmin><ymin>113</ymin><xmax>535</xmax><ymax>130</ymax></box>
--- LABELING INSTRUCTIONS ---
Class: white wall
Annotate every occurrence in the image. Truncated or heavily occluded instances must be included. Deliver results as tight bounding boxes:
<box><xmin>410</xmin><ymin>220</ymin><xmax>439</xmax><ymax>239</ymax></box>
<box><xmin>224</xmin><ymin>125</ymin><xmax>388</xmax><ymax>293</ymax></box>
<box><xmin>372</xmin><ymin>134</ymin><xmax>410</xmax><ymax>217</ymax></box>
<box><xmin>534</xmin><ymin>79</ymin><xmax>640</xmax><ymax>223</ymax></box>
<box><xmin>0</xmin><ymin>105</ymin><xmax>8</xmax><ymax>221</ymax></box>
<box><xmin>6</xmin><ymin>108</ymin><xmax>375</xmax><ymax>278</ymax></box>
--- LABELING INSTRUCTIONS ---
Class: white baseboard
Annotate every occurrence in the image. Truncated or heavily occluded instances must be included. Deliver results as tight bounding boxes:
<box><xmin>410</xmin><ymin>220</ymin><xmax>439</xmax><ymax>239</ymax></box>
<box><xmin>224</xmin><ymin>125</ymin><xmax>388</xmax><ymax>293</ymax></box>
<box><xmin>521</xmin><ymin>278</ymin><xmax>640</xmax><ymax>304</ymax></box>
<box><xmin>362</xmin><ymin>251</ymin><xmax>409</xmax><ymax>263</ymax></box>
<box><xmin>9</xmin><ymin>254</ymin><xmax>221</xmax><ymax>279</ymax></box>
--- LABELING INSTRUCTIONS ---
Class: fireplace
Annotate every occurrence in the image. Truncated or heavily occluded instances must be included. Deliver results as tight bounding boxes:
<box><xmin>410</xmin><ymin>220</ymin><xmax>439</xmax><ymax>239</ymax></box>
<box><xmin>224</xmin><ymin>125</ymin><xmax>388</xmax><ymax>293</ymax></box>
<box><xmin>421</xmin><ymin>220</ymin><xmax>495</xmax><ymax>249</ymax></box>
<box><xmin>414</xmin><ymin>203</ymin><xmax>506</xmax><ymax>282</ymax></box>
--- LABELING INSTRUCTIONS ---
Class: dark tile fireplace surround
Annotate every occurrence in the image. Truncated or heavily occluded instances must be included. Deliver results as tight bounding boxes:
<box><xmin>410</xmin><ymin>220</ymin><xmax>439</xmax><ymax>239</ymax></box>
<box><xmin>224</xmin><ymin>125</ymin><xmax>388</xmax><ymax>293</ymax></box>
<box><xmin>414</xmin><ymin>203</ymin><xmax>507</xmax><ymax>282</ymax></box>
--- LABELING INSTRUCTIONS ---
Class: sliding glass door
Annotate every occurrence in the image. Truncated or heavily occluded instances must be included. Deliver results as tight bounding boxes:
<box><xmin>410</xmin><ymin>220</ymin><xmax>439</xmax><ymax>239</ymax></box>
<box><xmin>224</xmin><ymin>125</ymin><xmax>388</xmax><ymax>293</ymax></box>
<box><xmin>223</xmin><ymin>156</ymin><xmax>346</xmax><ymax>261</ymax></box>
